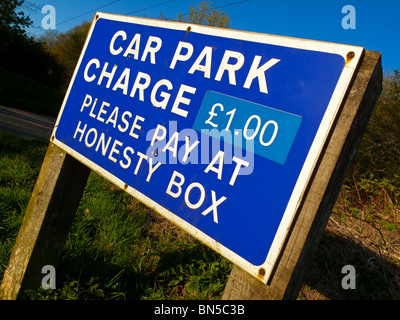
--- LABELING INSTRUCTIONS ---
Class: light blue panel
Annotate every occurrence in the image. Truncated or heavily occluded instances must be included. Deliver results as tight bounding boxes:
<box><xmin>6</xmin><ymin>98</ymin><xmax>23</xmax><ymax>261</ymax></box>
<box><xmin>193</xmin><ymin>91</ymin><xmax>302</xmax><ymax>165</ymax></box>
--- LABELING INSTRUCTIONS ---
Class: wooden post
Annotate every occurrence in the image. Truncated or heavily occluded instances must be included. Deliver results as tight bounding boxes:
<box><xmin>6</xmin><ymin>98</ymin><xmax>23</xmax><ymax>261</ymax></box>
<box><xmin>222</xmin><ymin>50</ymin><xmax>383</xmax><ymax>300</ymax></box>
<box><xmin>0</xmin><ymin>143</ymin><xmax>90</xmax><ymax>300</ymax></box>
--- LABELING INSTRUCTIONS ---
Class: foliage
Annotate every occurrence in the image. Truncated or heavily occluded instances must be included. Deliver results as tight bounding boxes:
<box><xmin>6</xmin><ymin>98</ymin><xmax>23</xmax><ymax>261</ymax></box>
<box><xmin>39</xmin><ymin>22</ymin><xmax>91</xmax><ymax>90</ymax></box>
<box><xmin>0</xmin><ymin>0</ymin><xmax>67</xmax><ymax>89</ymax></box>
<box><xmin>175</xmin><ymin>1</ymin><xmax>230</xmax><ymax>28</ymax></box>
<box><xmin>0</xmin><ymin>0</ymin><xmax>32</xmax><ymax>36</ymax></box>
<box><xmin>37</xmin><ymin>1</ymin><xmax>230</xmax><ymax>91</ymax></box>
<box><xmin>352</xmin><ymin>70</ymin><xmax>400</xmax><ymax>184</ymax></box>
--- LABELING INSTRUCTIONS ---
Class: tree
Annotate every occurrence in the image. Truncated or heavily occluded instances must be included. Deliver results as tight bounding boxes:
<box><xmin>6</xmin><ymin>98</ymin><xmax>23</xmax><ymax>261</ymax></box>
<box><xmin>176</xmin><ymin>1</ymin><xmax>230</xmax><ymax>28</ymax></box>
<box><xmin>0</xmin><ymin>0</ymin><xmax>32</xmax><ymax>60</ymax></box>
<box><xmin>351</xmin><ymin>70</ymin><xmax>400</xmax><ymax>183</ymax></box>
<box><xmin>0</xmin><ymin>0</ymin><xmax>32</xmax><ymax>37</ymax></box>
<box><xmin>40</xmin><ymin>1</ymin><xmax>231</xmax><ymax>90</ymax></box>
<box><xmin>0</xmin><ymin>0</ymin><xmax>65</xmax><ymax>89</ymax></box>
<box><xmin>38</xmin><ymin>21</ymin><xmax>91</xmax><ymax>90</ymax></box>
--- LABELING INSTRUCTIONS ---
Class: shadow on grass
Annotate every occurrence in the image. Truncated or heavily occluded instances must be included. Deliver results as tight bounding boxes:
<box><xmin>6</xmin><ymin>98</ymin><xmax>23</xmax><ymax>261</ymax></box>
<box><xmin>302</xmin><ymin>230</ymin><xmax>400</xmax><ymax>300</ymax></box>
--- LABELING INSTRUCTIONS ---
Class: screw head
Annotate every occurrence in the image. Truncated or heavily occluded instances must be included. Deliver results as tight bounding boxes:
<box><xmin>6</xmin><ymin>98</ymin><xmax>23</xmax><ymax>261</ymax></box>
<box><xmin>347</xmin><ymin>51</ymin><xmax>355</xmax><ymax>59</ymax></box>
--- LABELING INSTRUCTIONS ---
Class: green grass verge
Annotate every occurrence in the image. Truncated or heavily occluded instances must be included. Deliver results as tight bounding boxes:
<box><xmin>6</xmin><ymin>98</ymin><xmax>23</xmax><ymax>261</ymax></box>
<box><xmin>0</xmin><ymin>67</ymin><xmax>64</xmax><ymax>117</ymax></box>
<box><xmin>0</xmin><ymin>131</ymin><xmax>231</xmax><ymax>300</ymax></box>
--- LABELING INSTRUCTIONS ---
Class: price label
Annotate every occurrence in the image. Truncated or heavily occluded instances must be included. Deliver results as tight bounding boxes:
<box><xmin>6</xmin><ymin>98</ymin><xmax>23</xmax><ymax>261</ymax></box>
<box><xmin>193</xmin><ymin>91</ymin><xmax>302</xmax><ymax>165</ymax></box>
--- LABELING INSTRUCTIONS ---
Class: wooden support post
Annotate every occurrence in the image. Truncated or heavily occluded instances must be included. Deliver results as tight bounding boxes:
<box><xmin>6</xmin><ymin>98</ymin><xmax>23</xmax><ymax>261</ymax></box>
<box><xmin>222</xmin><ymin>50</ymin><xmax>383</xmax><ymax>300</ymax></box>
<box><xmin>0</xmin><ymin>143</ymin><xmax>90</xmax><ymax>300</ymax></box>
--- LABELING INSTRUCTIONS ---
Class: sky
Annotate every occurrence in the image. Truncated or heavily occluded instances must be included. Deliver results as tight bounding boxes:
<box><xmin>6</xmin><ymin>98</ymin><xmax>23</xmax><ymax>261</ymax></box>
<box><xmin>23</xmin><ymin>0</ymin><xmax>399</xmax><ymax>72</ymax></box>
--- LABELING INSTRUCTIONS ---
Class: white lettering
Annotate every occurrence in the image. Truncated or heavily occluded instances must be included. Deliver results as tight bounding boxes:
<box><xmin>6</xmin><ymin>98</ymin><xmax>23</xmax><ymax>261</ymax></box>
<box><xmin>73</xmin><ymin>121</ymin><xmax>87</xmax><ymax>141</ymax></box>
<box><xmin>170</xmin><ymin>41</ymin><xmax>193</xmax><ymax>69</ymax></box>
<box><xmin>230</xmin><ymin>156</ymin><xmax>249</xmax><ymax>186</ymax></box>
<box><xmin>123</xmin><ymin>33</ymin><xmax>141</xmax><ymax>58</ymax></box>
<box><xmin>150</xmin><ymin>124</ymin><xmax>167</xmax><ymax>147</ymax></box>
<box><xmin>109</xmin><ymin>30</ymin><xmax>127</xmax><ymax>55</ymax></box>
<box><xmin>185</xmin><ymin>183</ymin><xmax>205</xmax><ymax>209</ymax></box>
<box><xmin>118</xmin><ymin>111</ymin><xmax>132</xmax><ymax>133</ymax></box>
<box><xmin>201</xmin><ymin>191</ymin><xmax>227</xmax><ymax>224</ymax></box>
<box><xmin>166</xmin><ymin>170</ymin><xmax>185</xmax><ymax>198</ymax></box>
<box><xmin>97</xmin><ymin>62</ymin><xmax>118</xmax><ymax>88</ymax></box>
<box><xmin>182</xmin><ymin>136</ymin><xmax>200</xmax><ymax>163</ymax></box>
<box><xmin>96</xmin><ymin>101</ymin><xmax>110</xmax><ymax>123</ymax></box>
<box><xmin>204</xmin><ymin>150</ymin><xmax>224</xmax><ymax>180</ymax></box>
<box><xmin>141</xmin><ymin>36</ymin><xmax>162</xmax><ymax>64</ymax></box>
<box><xmin>129</xmin><ymin>115</ymin><xmax>145</xmax><ymax>139</ymax></box>
<box><xmin>108</xmin><ymin>139</ymin><xmax>123</xmax><ymax>163</ymax></box>
<box><xmin>188</xmin><ymin>46</ymin><xmax>212</xmax><ymax>78</ymax></box>
<box><xmin>151</xmin><ymin>79</ymin><xmax>173</xmax><ymax>109</ymax></box>
<box><xmin>146</xmin><ymin>158</ymin><xmax>162</xmax><ymax>182</ymax></box>
<box><xmin>120</xmin><ymin>146</ymin><xmax>134</xmax><ymax>169</ymax></box>
<box><xmin>215</xmin><ymin>50</ymin><xmax>245</xmax><ymax>85</ymax></box>
<box><xmin>84</xmin><ymin>58</ymin><xmax>100</xmax><ymax>82</ymax></box>
<box><xmin>112</xmin><ymin>67</ymin><xmax>130</xmax><ymax>95</ymax></box>
<box><xmin>80</xmin><ymin>94</ymin><xmax>93</xmax><ymax>112</ymax></box>
<box><xmin>95</xmin><ymin>133</ymin><xmax>112</xmax><ymax>156</ymax></box>
<box><xmin>105</xmin><ymin>106</ymin><xmax>119</xmax><ymax>128</ymax></box>
<box><xmin>130</xmin><ymin>71</ymin><xmax>151</xmax><ymax>100</ymax></box>
<box><xmin>244</xmin><ymin>57</ymin><xmax>280</xmax><ymax>94</ymax></box>
<box><xmin>134</xmin><ymin>151</ymin><xmax>148</xmax><ymax>175</ymax></box>
<box><xmin>171</xmin><ymin>84</ymin><xmax>196</xmax><ymax>118</ymax></box>
<box><xmin>84</xmin><ymin>128</ymin><xmax>97</xmax><ymax>148</ymax></box>
<box><xmin>162</xmin><ymin>131</ymin><xmax>179</xmax><ymax>158</ymax></box>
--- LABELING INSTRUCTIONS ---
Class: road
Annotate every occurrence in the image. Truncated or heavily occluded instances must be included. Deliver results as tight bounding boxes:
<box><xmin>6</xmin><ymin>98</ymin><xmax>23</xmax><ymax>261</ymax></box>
<box><xmin>0</xmin><ymin>105</ymin><xmax>56</xmax><ymax>141</ymax></box>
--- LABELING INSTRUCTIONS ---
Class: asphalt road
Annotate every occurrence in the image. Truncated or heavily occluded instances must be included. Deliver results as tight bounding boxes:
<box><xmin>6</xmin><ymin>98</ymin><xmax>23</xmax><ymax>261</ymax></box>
<box><xmin>0</xmin><ymin>105</ymin><xmax>56</xmax><ymax>141</ymax></box>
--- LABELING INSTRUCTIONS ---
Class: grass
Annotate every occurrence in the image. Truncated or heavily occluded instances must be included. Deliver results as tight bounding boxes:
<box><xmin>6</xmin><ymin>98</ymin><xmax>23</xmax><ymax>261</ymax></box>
<box><xmin>0</xmin><ymin>131</ymin><xmax>231</xmax><ymax>300</ymax></box>
<box><xmin>299</xmin><ymin>176</ymin><xmax>400</xmax><ymax>300</ymax></box>
<box><xmin>0</xmin><ymin>132</ymin><xmax>48</xmax><ymax>284</ymax></box>
<box><xmin>0</xmin><ymin>130</ymin><xmax>399</xmax><ymax>300</ymax></box>
<box><xmin>0</xmin><ymin>67</ymin><xmax>64</xmax><ymax>117</ymax></box>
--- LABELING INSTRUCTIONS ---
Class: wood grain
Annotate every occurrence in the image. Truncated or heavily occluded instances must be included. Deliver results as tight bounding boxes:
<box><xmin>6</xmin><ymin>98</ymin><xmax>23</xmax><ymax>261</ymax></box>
<box><xmin>0</xmin><ymin>143</ymin><xmax>90</xmax><ymax>300</ymax></box>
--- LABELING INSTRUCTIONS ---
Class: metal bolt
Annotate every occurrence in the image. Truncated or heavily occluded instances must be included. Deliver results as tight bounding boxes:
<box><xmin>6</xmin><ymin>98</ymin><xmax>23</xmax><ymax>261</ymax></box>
<box><xmin>258</xmin><ymin>268</ymin><xmax>266</xmax><ymax>276</ymax></box>
<box><xmin>347</xmin><ymin>51</ymin><xmax>355</xmax><ymax>59</ymax></box>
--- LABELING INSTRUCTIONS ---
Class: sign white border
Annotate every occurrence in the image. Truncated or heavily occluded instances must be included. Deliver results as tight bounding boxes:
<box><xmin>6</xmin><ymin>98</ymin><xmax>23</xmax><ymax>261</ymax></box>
<box><xmin>52</xmin><ymin>12</ymin><xmax>363</xmax><ymax>283</ymax></box>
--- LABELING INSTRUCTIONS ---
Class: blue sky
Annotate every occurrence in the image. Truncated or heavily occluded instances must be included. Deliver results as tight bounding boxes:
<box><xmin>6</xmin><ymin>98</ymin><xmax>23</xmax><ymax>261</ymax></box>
<box><xmin>24</xmin><ymin>0</ymin><xmax>399</xmax><ymax>72</ymax></box>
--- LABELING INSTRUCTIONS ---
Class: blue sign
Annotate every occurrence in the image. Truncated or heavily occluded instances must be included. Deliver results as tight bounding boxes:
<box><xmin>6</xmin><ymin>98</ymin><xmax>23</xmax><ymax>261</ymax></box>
<box><xmin>53</xmin><ymin>13</ymin><xmax>362</xmax><ymax>282</ymax></box>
